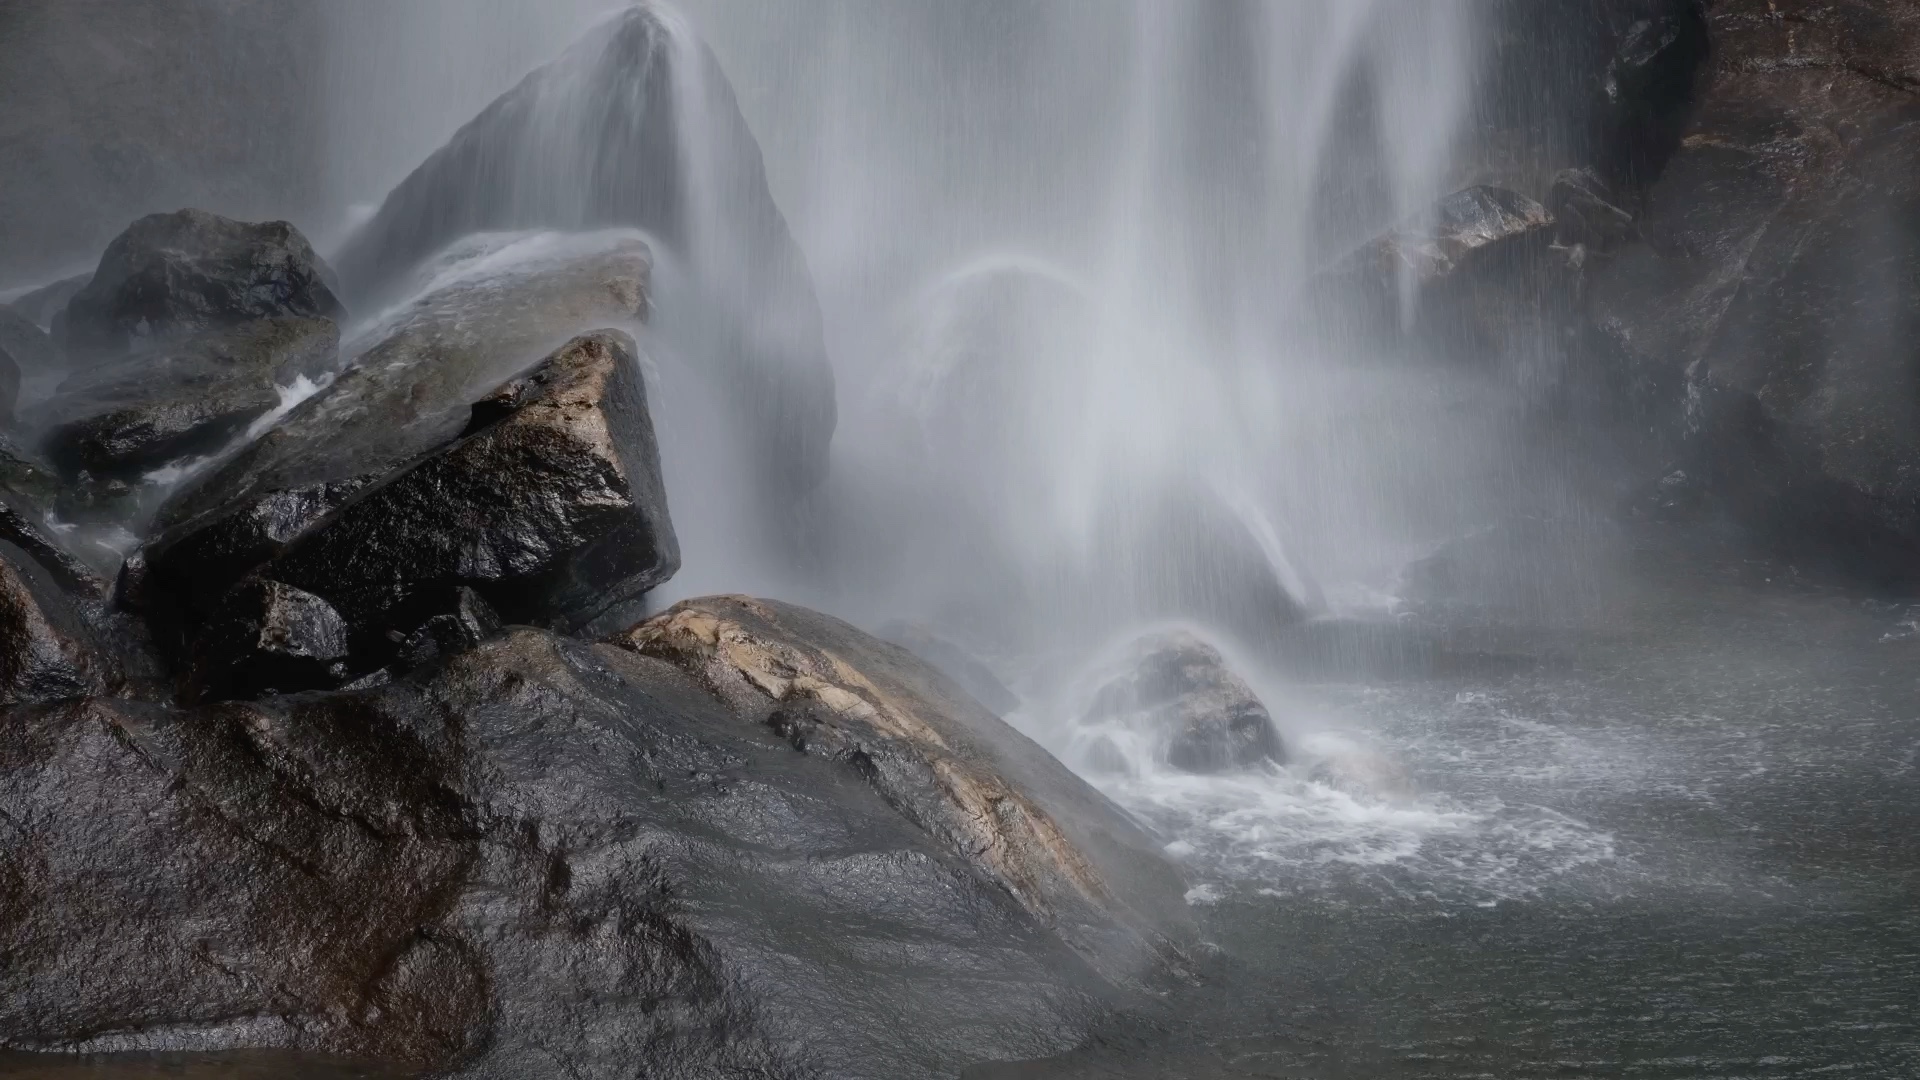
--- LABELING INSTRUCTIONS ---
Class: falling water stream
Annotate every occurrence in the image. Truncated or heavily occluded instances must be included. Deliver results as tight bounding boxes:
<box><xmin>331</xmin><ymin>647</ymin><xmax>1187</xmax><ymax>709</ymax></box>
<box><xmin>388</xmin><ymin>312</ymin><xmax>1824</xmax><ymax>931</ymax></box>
<box><xmin>15</xmin><ymin>2</ymin><xmax>1916</xmax><ymax>1076</ymax></box>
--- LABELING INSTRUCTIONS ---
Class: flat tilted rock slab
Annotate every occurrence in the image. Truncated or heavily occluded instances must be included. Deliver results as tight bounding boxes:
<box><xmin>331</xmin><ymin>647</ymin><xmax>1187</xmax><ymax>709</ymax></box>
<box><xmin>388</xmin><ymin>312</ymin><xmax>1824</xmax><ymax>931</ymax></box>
<box><xmin>142</xmin><ymin>237</ymin><xmax>653</xmax><ymax>649</ymax></box>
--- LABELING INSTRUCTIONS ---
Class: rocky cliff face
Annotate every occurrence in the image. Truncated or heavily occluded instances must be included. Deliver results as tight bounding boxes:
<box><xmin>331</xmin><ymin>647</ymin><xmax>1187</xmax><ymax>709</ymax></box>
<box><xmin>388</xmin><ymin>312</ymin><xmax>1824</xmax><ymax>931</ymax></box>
<box><xmin>1582</xmin><ymin>0</ymin><xmax>1920</xmax><ymax>582</ymax></box>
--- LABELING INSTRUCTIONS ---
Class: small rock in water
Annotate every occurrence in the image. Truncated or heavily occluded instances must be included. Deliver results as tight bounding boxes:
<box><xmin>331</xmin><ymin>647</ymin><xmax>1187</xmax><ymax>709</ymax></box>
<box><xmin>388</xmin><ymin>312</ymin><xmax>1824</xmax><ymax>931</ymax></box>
<box><xmin>1084</xmin><ymin>630</ymin><xmax>1285</xmax><ymax>773</ymax></box>
<box><xmin>61</xmin><ymin>209</ymin><xmax>344</xmax><ymax>359</ymax></box>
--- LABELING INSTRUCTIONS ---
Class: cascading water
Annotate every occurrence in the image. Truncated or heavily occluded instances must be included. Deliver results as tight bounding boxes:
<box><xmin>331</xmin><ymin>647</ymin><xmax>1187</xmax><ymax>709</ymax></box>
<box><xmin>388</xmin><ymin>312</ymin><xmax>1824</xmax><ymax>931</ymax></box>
<box><xmin>311</xmin><ymin>0</ymin><xmax>1629</xmax><ymax>899</ymax></box>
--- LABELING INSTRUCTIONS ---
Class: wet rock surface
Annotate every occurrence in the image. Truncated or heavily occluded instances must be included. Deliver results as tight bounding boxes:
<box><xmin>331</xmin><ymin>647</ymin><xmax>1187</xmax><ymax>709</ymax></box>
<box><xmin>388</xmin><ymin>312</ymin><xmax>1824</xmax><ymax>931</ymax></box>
<box><xmin>331</xmin><ymin>6</ymin><xmax>835</xmax><ymax>492</ymax></box>
<box><xmin>1585</xmin><ymin>0</ymin><xmax>1920</xmax><ymax>583</ymax></box>
<box><xmin>142</xmin><ymin>238</ymin><xmax>652</xmax><ymax>649</ymax></box>
<box><xmin>1</xmin><ymin>614</ymin><xmax>1188</xmax><ymax>1078</ymax></box>
<box><xmin>41</xmin><ymin>316</ymin><xmax>339</xmax><ymax>480</ymax></box>
<box><xmin>59</xmin><ymin>211</ymin><xmax>342</xmax><ymax>361</ymax></box>
<box><xmin>1081</xmin><ymin>631</ymin><xmax>1284</xmax><ymax>774</ymax></box>
<box><xmin>173</xmin><ymin>329</ymin><xmax>676</xmax><ymax>693</ymax></box>
<box><xmin>0</xmin><ymin>539</ymin><xmax>106</xmax><ymax>705</ymax></box>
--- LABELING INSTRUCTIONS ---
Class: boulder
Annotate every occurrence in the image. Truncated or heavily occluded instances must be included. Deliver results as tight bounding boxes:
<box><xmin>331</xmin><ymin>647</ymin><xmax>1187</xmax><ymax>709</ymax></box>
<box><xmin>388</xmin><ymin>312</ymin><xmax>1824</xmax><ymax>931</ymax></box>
<box><xmin>330</xmin><ymin>5</ymin><xmax>836</xmax><ymax>492</ymax></box>
<box><xmin>0</xmin><ymin>539</ymin><xmax>106</xmax><ymax>706</ymax></box>
<box><xmin>1586</xmin><ymin>0</ymin><xmax>1920</xmax><ymax>582</ymax></box>
<box><xmin>1</xmin><ymin>608</ymin><xmax>1190</xmax><ymax>1077</ymax></box>
<box><xmin>174</xmin><ymin>330</ymin><xmax>677</xmax><ymax>692</ymax></box>
<box><xmin>142</xmin><ymin>236</ymin><xmax>652</xmax><ymax>649</ymax></box>
<box><xmin>60</xmin><ymin>210</ymin><xmax>344</xmax><ymax>359</ymax></box>
<box><xmin>41</xmin><ymin>316</ymin><xmax>339</xmax><ymax>480</ymax></box>
<box><xmin>1079</xmin><ymin>631</ymin><xmax>1284</xmax><ymax>775</ymax></box>
<box><xmin>613</xmin><ymin>595</ymin><xmax>1193</xmax><ymax>974</ymax></box>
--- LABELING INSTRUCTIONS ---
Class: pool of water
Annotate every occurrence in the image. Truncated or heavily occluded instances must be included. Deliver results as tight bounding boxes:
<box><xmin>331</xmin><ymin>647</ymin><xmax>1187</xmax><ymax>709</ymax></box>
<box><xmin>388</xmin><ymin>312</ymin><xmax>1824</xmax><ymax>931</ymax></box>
<box><xmin>975</xmin><ymin>541</ymin><xmax>1920</xmax><ymax>1077</ymax></box>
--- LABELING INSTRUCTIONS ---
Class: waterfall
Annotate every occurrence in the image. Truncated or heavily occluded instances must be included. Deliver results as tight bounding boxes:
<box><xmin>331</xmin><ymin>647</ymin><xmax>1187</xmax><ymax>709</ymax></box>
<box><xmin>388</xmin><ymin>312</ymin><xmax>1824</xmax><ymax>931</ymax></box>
<box><xmin>319</xmin><ymin>0</ymin><xmax>1491</xmax><ymax>652</ymax></box>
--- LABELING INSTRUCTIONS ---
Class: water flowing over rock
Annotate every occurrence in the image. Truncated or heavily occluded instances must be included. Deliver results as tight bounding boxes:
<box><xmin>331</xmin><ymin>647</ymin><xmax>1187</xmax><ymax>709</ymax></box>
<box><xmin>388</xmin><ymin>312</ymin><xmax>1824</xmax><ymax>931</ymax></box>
<box><xmin>176</xmin><ymin>330</ymin><xmax>678</xmax><ymax>693</ymax></box>
<box><xmin>1</xmin><ymin>608</ymin><xmax>1190</xmax><ymax>1078</ymax></box>
<box><xmin>1587</xmin><ymin>0</ymin><xmax>1920</xmax><ymax>582</ymax></box>
<box><xmin>60</xmin><ymin>210</ymin><xmax>344</xmax><ymax>360</ymax></box>
<box><xmin>41</xmin><ymin>316</ymin><xmax>339</xmax><ymax>480</ymax></box>
<box><xmin>1079</xmin><ymin>631</ymin><xmax>1284</xmax><ymax>775</ymax></box>
<box><xmin>331</xmin><ymin>4</ymin><xmax>836</xmax><ymax>492</ymax></box>
<box><xmin>142</xmin><ymin>235</ymin><xmax>652</xmax><ymax>647</ymax></box>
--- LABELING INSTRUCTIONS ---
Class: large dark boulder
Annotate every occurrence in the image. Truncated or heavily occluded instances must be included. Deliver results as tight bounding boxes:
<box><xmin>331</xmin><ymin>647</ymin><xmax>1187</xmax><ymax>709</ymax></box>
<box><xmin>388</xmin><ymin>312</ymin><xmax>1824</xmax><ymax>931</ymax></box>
<box><xmin>60</xmin><ymin>210</ymin><xmax>344</xmax><ymax>360</ymax></box>
<box><xmin>41</xmin><ymin>316</ymin><xmax>339</xmax><ymax>480</ymax></box>
<box><xmin>1</xmin><ymin>604</ymin><xmax>1190</xmax><ymax>1077</ymax></box>
<box><xmin>141</xmin><ymin>237</ymin><xmax>652</xmax><ymax>651</ymax></box>
<box><xmin>175</xmin><ymin>330</ymin><xmax>676</xmax><ymax>694</ymax></box>
<box><xmin>0</xmin><ymin>539</ymin><xmax>106</xmax><ymax>706</ymax></box>
<box><xmin>330</xmin><ymin>5</ymin><xmax>836</xmax><ymax>492</ymax></box>
<box><xmin>1587</xmin><ymin>0</ymin><xmax>1920</xmax><ymax>582</ymax></box>
<box><xmin>1076</xmin><ymin>631</ymin><xmax>1284</xmax><ymax>776</ymax></box>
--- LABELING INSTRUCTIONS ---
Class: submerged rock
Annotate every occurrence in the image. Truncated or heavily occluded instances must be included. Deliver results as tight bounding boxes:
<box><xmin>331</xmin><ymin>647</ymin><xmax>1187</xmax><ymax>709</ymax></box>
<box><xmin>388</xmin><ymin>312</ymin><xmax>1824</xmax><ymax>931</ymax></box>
<box><xmin>0</xmin><ymin>539</ymin><xmax>106</xmax><ymax>706</ymax></box>
<box><xmin>331</xmin><ymin>5</ymin><xmax>835</xmax><ymax>491</ymax></box>
<box><xmin>41</xmin><ymin>316</ymin><xmax>339</xmax><ymax>480</ymax></box>
<box><xmin>1587</xmin><ymin>0</ymin><xmax>1920</xmax><ymax>582</ymax></box>
<box><xmin>1082</xmin><ymin>631</ymin><xmax>1284</xmax><ymax>774</ymax></box>
<box><xmin>142</xmin><ymin>237</ymin><xmax>652</xmax><ymax>648</ymax></box>
<box><xmin>60</xmin><ymin>210</ymin><xmax>344</xmax><ymax>359</ymax></box>
<box><xmin>1</xmin><ymin>604</ymin><xmax>1190</xmax><ymax>1077</ymax></box>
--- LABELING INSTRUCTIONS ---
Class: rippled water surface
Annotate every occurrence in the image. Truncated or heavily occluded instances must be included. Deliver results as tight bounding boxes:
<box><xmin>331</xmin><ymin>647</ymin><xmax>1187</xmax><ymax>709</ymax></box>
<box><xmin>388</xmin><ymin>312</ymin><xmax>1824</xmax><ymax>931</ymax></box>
<box><xmin>979</xmin><ymin>543</ymin><xmax>1920</xmax><ymax>1078</ymax></box>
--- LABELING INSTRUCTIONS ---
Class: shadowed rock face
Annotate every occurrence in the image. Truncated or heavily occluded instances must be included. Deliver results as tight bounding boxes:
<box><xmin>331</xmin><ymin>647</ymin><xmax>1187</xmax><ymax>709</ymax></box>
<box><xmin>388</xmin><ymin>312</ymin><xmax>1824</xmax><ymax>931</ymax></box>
<box><xmin>330</xmin><ymin>5</ymin><xmax>835</xmax><ymax>492</ymax></box>
<box><xmin>1082</xmin><ymin>631</ymin><xmax>1284</xmax><ymax>775</ymax></box>
<box><xmin>60</xmin><ymin>211</ymin><xmax>344</xmax><ymax>360</ymax></box>
<box><xmin>1588</xmin><ymin>0</ymin><xmax>1920</xmax><ymax>583</ymax></box>
<box><xmin>1</xmin><ymin>616</ymin><xmax>1188</xmax><ymax>1078</ymax></box>
<box><xmin>142</xmin><ymin>238</ymin><xmax>652</xmax><ymax>646</ymax></box>
<box><xmin>175</xmin><ymin>330</ymin><xmax>678</xmax><ymax>693</ymax></box>
<box><xmin>42</xmin><ymin>316</ymin><xmax>339</xmax><ymax>480</ymax></box>
<box><xmin>0</xmin><ymin>539</ymin><xmax>105</xmax><ymax>706</ymax></box>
